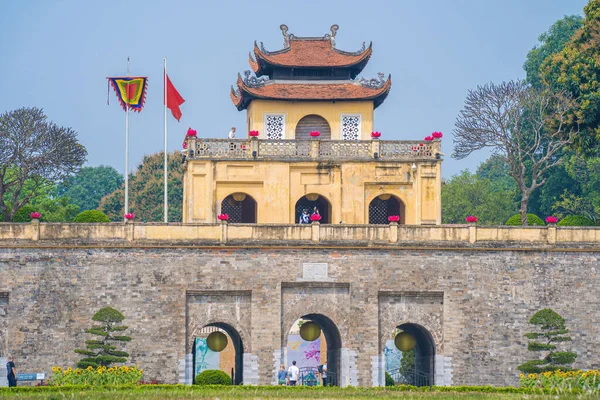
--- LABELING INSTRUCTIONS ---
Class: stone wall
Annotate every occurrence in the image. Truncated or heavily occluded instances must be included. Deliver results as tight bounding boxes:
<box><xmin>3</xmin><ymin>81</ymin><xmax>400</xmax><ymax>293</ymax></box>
<box><xmin>1</xmin><ymin>242</ymin><xmax>599</xmax><ymax>387</ymax></box>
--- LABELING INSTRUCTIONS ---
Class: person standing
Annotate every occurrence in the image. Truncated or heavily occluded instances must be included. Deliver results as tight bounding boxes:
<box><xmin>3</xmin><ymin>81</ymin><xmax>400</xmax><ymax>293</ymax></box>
<box><xmin>277</xmin><ymin>364</ymin><xmax>288</xmax><ymax>385</ymax></box>
<box><xmin>228</xmin><ymin>127</ymin><xmax>236</xmax><ymax>139</ymax></box>
<box><xmin>288</xmin><ymin>360</ymin><xmax>299</xmax><ymax>386</ymax></box>
<box><xmin>321</xmin><ymin>363</ymin><xmax>327</xmax><ymax>386</ymax></box>
<box><xmin>6</xmin><ymin>355</ymin><xmax>17</xmax><ymax>387</ymax></box>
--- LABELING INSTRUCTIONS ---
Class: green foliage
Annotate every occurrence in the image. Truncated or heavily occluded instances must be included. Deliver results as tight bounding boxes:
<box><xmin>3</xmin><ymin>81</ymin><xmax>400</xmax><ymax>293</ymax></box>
<box><xmin>100</xmin><ymin>152</ymin><xmax>183</xmax><ymax>222</ymax></box>
<box><xmin>442</xmin><ymin>169</ymin><xmax>517</xmax><ymax>225</ymax></box>
<box><xmin>524</xmin><ymin>15</ymin><xmax>583</xmax><ymax>89</ymax></box>
<box><xmin>194</xmin><ymin>370</ymin><xmax>231</xmax><ymax>385</ymax></box>
<box><xmin>73</xmin><ymin>210</ymin><xmax>111</xmax><ymax>223</ymax></box>
<box><xmin>385</xmin><ymin>372</ymin><xmax>394</xmax><ymax>386</ymax></box>
<box><xmin>557</xmin><ymin>215</ymin><xmax>595</xmax><ymax>226</ymax></box>
<box><xmin>12</xmin><ymin>205</ymin><xmax>36</xmax><ymax>222</ymax></box>
<box><xmin>505</xmin><ymin>214</ymin><xmax>545</xmax><ymax>226</ymax></box>
<box><xmin>399</xmin><ymin>349</ymin><xmax>415</xmax><ymax>385</ymax></box>
<box><xmin>540</xmin><ymin>1</ymin><xmax>600</xmax><ymax>153</ymax></box>
<box><xmin>518</xmin><ymin>308</ymin><xmax>577</xmax><ymax>374</ymax></box>
<box><xmin>75</xmin><ymin>307</ymin><xmax>132</xmax><ymax>368</ymax></box>
<box><xmin>58</xmin><ymin>166</ymin><xmax>123</xmax><ymax>212</ymax></box>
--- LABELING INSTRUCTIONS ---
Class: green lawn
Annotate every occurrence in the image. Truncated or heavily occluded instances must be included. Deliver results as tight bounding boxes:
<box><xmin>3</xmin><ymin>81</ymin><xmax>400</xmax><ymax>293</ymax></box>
<box><xmin>0</xmin><ymin>386</ymin><xmax>589</xmax><ymax>400</ymax></box>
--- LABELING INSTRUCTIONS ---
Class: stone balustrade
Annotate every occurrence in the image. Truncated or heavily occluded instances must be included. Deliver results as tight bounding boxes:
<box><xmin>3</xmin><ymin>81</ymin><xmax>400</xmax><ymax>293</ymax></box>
<box><xmin>186</xmin><ymin>138</ymin><xmax>441</xmax><ymax>161</ymax></box>
<box><xmin>1</xmin><ymin>221</ymin><xmax>599</xmax><ymax>247</ymax></box>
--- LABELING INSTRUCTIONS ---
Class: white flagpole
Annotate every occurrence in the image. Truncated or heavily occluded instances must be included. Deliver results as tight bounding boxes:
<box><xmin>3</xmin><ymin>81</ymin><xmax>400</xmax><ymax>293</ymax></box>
<box><xmin>163</xmin><ymin>57</ymin><xmax>168</xmax><ymax>223</ymax></box>
<box><xmin>125</xmin><ymin>57</ymin><xmax>130</xmax><ymax>219</ymax></box>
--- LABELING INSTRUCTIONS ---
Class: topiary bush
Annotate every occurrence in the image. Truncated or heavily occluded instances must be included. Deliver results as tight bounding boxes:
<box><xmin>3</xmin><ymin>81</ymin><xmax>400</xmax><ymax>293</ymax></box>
<box><xmin>385</xmin><ymin>371</ymin><xmax>395</xmax><ymax>386</ymax></box>
<box><xmin>73</xmin><ymin>210</ymin><xmax>111</xmax><ymax>223</ymax></box>
<box><xmin>505</xmin><ymin>214</ymin><xmax>545</xmax><ymax>226</ymax></box>
<box><xmin>557</xmin><ymin>215</ymin><xmax>595</xmax><ymax>227</ymax></box>
<box><xmin>12</xmin><ymin>205</ymin><xmax>36</xmax><ymax>222</ymax></box>
<box><xmin>194</xmin><ymin>370</ymin><xmax>231</xmax><ymax>385</ymax></box>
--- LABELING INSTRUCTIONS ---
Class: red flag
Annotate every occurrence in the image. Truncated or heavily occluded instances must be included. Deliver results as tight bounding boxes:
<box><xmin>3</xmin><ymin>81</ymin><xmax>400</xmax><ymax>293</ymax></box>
<box><xmin>165</xmin><ymin>72</ymin><xmax>185</xmax><ymax>121</ymax></box>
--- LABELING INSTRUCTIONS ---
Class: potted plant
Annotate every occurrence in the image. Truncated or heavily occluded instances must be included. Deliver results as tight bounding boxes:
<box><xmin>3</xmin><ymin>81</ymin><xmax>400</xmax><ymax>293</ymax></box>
<box><xmin>465</xmin><ymin>216</ymin><xmax>478</xmax><ymax>224</ymax></box>
<box><xmin>187</xmin><ymin>128</ymin><xmax>197</xmax><ymax>137</ymax></box>
<box><xmin>310</xmin><ymin>214</ymin><xmax>322</xmax><ymax>222</ymax></box>
<box><xmin>249</xmin><ymin>130</ymin><xmax>259</xmax><ymax>138</ymax></box>
<box><xmin>124</xmin><ymin>213</ymin><xmax>135</xmax><ymax>221</ymax></box>
<box><xmin>217</xmin><ymin>213</ymin><xmax>229</xmax><ymax>222</ymax></box>
<box><xmin>388</xmin><ymin>215</ymin><xmax>400</xmax><ymax>223</ymax></box>
<box><xmin>432</xmin><ymin>131</ymin><xmax>443</xmax><ymax>139</ymax></box>
<box><xmin>424</xmin><ymin>135</ymin><xmax>434</xmax><ymax>141</ymax></box>
<box><xmin>30</xmin><ymin>212</ymin><xmax>41</xmax><ymax>220</ymax></box>
<box><xmin>309</xmin><ymin>131</ymin><xmax>321</xmax><ymax>138</ymax></box>
<box><xmin>545</xmin><ymin>216</ymin><xmax>558</xmax><ymax>226</ymax></box>
<box><xmin>371</xmin><ymin>131</ymin><xmax>381</xmax><ymax>139</ymax></box>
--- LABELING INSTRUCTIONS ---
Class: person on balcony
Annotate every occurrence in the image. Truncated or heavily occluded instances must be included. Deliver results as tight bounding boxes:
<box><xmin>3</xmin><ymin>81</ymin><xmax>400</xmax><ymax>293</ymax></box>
<box><xmin>299</xmin><ymin>210</ymin><xmax>310</xmax><ymax>224</ymax></box>
<box><xmin>228</xmin><ymin>127</ymin><xmax>236</xmax><ymax>139</ymax></box>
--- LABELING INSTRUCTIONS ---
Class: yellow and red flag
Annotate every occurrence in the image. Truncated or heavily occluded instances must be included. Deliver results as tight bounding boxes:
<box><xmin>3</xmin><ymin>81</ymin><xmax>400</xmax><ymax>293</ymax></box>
<box><xmin>107</xmin><ymin>77</ymin><xmax>148</xmax><ymax>112</ymax></box>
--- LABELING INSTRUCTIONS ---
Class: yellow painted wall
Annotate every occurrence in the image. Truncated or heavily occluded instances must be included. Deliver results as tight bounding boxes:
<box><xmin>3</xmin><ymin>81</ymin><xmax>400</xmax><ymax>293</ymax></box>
<box><xmin>183</xmin><ymin>159</ymin><xmax>442</xmax><ymax>225</ymax></box>
<box><xmin>246</xmin><ymin>100</ymin><xmax>374</xmax><ymax>140</ymax></box>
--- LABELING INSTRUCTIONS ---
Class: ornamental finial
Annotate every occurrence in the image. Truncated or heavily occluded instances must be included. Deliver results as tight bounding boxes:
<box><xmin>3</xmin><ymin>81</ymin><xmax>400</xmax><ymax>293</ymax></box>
<box><xmin>329</xmin><ymin>24</ymin><xmax>339</xmax><ymax>46</ymax></box>
<box><xmin>280</xmin><ymin>24</ymin><xmax>290</xmax><ymax>47</ymax></box>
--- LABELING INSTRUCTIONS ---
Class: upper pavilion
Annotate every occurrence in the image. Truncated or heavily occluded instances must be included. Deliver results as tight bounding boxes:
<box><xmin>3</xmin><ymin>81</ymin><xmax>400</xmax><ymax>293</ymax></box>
<box><xmin>230</xmin><ymin>25</ymin><xmax>391</xmax><ymax>140</ymax></box>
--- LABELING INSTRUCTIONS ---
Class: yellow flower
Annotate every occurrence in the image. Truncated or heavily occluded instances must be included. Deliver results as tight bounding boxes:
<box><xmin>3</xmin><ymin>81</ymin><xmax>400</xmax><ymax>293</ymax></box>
<box><xmin>519</xmin><ymin>374</ymin><xmax>525</xmax><ymax>378</ymax></box>
<box><xmin>87</xmin><ymin>366</ymin><xmax>93</xmax><ymax>371</ymax></box>
<box><xmin>57</xmin><ymin>366</ymin><xmax>62</xmax><ymax>372</ymax></box>
<box><xmin>52</xmin><ymin>366</ymin><xmax>57</xmax><ymax>372</ymax></box>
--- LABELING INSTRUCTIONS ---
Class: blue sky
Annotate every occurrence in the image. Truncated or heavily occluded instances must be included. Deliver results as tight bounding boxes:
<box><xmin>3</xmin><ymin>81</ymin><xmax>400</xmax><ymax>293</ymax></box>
<box><xmin>0</xmin><ymin>0</ymin><xmax>588</xmax><ymax>178</ymax></box>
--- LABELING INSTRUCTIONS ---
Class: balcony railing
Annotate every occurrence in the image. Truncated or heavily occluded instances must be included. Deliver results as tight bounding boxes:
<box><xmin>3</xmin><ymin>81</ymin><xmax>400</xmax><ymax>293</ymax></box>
<box><xmin>186</xmin><ymin>138</ymin><xmax>441</xmax><ymax>161</ymax></box>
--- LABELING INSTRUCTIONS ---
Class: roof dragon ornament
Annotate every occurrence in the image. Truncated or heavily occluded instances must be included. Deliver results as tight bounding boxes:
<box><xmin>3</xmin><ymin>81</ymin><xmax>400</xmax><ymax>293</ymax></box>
<box><xmin>359</xmin><ymin>72</ymin><xmax>387</xmax><ymax>89</ymax></box>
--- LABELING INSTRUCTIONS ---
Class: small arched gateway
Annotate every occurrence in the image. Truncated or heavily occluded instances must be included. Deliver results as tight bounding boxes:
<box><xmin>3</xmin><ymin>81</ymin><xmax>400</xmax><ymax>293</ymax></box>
<box><xmin>386</xmin><ymin>323</ymin><xmax>435</xmax><ymax>387</ymax></box>
<box><xmin>192</xmin><ymin>323</ymin><xmax>244</xmax><ymax>385</ymax></box>
<box><xmin>295</xmin><ymin>115</ymin><xmax>331</xmax><ymax>140</ymax></box>
<box><xmin>295</xmin><ymin>194</ymin><xmax>331</xmax><ymax>224</ymax></box>
<box><xmin>220</xmin><ymin>193</ymin><xmax>257</xmax><ymax>223</ymax></box>
<box><xmin>368</xmin><ymin>194</ymin><xmax>405</xmax><ymax>224</ymax></box>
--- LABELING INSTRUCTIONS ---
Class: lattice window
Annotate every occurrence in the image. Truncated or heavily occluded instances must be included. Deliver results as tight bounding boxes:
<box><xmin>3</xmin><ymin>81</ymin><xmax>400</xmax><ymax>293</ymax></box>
<box><xmin>264</xmin><ymin>114</ymin><xmax>285</xmax><ymax>139</ymax></box>
<box><xmin>341</xmin><ymin>114</ymin><xmax>361</xmax><ymax>140</ymax></box>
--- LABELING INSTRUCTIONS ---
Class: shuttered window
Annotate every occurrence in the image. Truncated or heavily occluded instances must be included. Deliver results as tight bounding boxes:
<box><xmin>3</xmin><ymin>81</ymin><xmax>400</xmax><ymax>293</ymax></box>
<box><xmin>295</xmin><ymin>114</ymin><xmax>331</xmax><ymax>140</ymax></box>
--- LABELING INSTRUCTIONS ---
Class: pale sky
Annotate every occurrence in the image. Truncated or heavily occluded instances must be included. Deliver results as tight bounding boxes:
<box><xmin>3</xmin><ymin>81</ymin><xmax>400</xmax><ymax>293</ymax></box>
<box><xmin>0</xmin><ymin>0</ymin><xmax>588</xmax><ymax>178</ymax></box>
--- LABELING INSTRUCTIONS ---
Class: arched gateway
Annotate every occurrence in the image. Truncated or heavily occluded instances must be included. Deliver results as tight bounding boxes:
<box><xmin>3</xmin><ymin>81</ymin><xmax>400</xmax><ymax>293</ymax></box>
<box><xmin>386</xmin><ymin>323</ymin><xmax>435</xmax><ymax>387</ymax></box>
<box><xmin>192</xmin><ymin>323</ymin><xmax>244</xmax><ymax>385</ymax></box>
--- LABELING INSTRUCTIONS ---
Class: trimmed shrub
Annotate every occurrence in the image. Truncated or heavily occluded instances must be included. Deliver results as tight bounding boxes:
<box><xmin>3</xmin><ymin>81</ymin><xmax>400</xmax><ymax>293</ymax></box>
<box><xmin>73</xmin><ymin>210</ymin><xmax>111</xmax><ymax>223</ymax></box>
<box><xmin>505</xmin><ymin>214</ymin><xmax>545</xmax><ymax>226</ymax></box>
<box><xmin>557</xmin><ymin>215</ymin><xmax>595</xmax><ymax>227</ymax></box>
<box><xmin>194</xmin><ymin>370</ymin><xmax>231</xmax><ymax>386</ymax></box>
<box><xmin>12</xmin><ymin>205</ymin><xmax>36</xmax><ymax>222</ymax></box>
<box><xmin>385</xmin><ymin>372</ymin><xmax>395</xmax><ymax>386</ymax></box>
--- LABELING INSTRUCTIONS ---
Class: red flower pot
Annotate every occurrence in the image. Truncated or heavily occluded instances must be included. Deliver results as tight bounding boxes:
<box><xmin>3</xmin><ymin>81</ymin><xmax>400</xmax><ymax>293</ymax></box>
<box><xmin>371</xmin><ymin>131</ymin><xmax>381</xmax><ymax>138</ymax></box>
<box><xmin>218</xmin><ymin>213</ymin><xmax>229</xmax><ymax>221</ymax></box>
<box><xmin>424</xmin><ymin>136</ymin><xmax>434</xmax><ymax>141</ymax></box>
<box><xmin>30</xmin><ymin>212</ymin><xmax>41</xmax><ymax>220</ymax></box>
<box><xmin>388</xmin><ymin>215</ymin><xmax>400</xmax><ymax>223</ymax></box>
<box><xmin>465</xmin><ymin>216</ymin><xmax>478</xmax><ymax>223</ymax></box>
<box><xmin>187</xmin><ymin>128</ymin><xmax>197</xmax><ymax>137</ymax></box>
<box><xmin>545</xmin><ymin>216</ymin><xmax>558</xmax><ymax>224</ymax></box>
<box><xmin>309</xmin><ymin>131</ymin><xmax>321</xmax><ymax>137</ymax></box>
<box><xmin>432</xmin><ymin>131</ymin><xmax>443</xmax><ymax>139</ymax></box>
<box><xmin>249</xmin><ymin>130</ymin><xmax>259</xmax><ymax>137</ymax></box>
<box><xmin>124</xmin><ymin>213</ymin><xmax>135</xmax><ymax>220</ymax></box>
<box><xmin>310</xmin><ymin>214</ymin><xmax>322</xmax><ymax>222</ymax></box>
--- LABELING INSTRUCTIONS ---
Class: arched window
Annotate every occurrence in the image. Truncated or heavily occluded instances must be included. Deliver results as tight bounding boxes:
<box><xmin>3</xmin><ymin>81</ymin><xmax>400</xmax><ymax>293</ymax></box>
<box><xmin>368</xmin><ymin>195</ymin><xmax>405</xmax><ymax>224</ymax></box>
<box><xmin>295</xmin><ymin>194</ymin><xmax>331</xmax><ymax>224</ymax></box>
<box><xmin>295</xmin><ymin>115</ymin><xmax>331</xmax><ymax>140</ymax></box>
<box><xmin>220</xmin><ymin>193</ymin><xmax>257</xmax><ymax>223</ymax></box>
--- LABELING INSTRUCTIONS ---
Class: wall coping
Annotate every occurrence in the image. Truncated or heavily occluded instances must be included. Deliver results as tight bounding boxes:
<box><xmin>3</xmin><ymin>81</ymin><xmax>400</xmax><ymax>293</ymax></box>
<box><xmin>0</xmin><ymin>222</ymin><xmax>599</xmax><ymax>250</ymax></box>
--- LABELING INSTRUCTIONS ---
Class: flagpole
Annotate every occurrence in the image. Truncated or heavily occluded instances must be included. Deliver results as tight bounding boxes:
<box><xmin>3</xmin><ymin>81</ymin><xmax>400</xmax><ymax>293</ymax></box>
<box><xmin>125</xmin><ymin>57</ymin><xmax>130</xmax><ymax>219</ymax></box>
<box><xmin>163</xmin><ymin>57</ymin><xmax>168</xmax><ymax>223</ymax></box>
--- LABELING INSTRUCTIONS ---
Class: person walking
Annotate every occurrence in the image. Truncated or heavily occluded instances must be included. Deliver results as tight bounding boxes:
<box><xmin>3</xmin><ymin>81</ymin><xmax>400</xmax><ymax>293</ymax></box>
<box><xmin>288</xmin><ymin>361</ymin><xmax>299</xmax><ymax>386</ymax></box>
<box><xmin>228</xmin><ymin>127</ymin><xmax>236</xmax><ymax>139</ymax></box>
<box><xmin>277</xmin><ymin>364</ymin><xmax>288</xmax><ymax>385</ymax></box>
<box><xmin>6</xmin><ymin>355</ymin><xmax>17</xmax><ymax>387</ymax></box>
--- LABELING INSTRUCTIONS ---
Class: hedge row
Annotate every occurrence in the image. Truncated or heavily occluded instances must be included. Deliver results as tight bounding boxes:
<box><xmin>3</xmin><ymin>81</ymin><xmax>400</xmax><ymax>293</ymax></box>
<box><xmin>0</xmin><ymin>384</ymin><xmax>588</xmax><ymax>395</ymax></box>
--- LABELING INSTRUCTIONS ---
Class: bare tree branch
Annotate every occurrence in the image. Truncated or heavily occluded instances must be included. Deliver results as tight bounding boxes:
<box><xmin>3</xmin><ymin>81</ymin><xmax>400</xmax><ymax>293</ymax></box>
<box><xmin>453</xmin><ymin>81</ymin><xmax>578</xmax><ymax>225</ymax></box>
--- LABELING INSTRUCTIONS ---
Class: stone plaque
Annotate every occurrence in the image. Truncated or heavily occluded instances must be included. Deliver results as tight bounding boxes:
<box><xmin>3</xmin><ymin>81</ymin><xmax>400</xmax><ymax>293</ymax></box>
<box><xmin>302</xmin><ymin>263</ymin><xmax>328</xmax><ymax>280</ymax></box>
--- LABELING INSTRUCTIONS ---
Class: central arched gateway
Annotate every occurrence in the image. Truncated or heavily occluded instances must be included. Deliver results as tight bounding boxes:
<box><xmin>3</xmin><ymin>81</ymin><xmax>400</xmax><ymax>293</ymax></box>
<box><xmin>193</xmin><ymin>323</ymin><xmax>244</xmax><ymax>385</ymax></box>
<box><xmin>284</xmin><ymin>314</ymin><xmax>342</xmax><ymax>386</ymax></box>
<box><xmin>295</xmin><ymin>115</ymin><xmax>331</xmax><ymax>140</ymax></box>
<box><xmin>295</xmin><ymin>194</ymin><xmax>331</xmax><ymax>224</ymax></box>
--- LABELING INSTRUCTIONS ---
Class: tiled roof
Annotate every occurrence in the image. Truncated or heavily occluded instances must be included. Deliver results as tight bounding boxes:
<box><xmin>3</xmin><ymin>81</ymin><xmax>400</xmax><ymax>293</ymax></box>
<box><xmin>250</xmin><ymin>40</ymin><xmax>372</xmax><ymax>75</ymax></box>
<box><xmin>231</xmin><ymin>75</ymin><xmax>391</xmax><ymax>111</ymax></box>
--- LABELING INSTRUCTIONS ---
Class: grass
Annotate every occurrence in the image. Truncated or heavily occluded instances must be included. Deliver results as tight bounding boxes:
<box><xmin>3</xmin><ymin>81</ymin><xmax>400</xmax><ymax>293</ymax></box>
<box><xmin>0</xmin><ymin>386</ymin><xmax>591</xmax><ymax>400</ymax></box>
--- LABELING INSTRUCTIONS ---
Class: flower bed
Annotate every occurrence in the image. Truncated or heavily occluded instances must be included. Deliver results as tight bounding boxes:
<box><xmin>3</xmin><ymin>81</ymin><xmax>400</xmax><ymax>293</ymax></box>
<box><xmin>520</xmin><ymin>369</ymin><xmax>600</xmax><ymax>395</ymax></box>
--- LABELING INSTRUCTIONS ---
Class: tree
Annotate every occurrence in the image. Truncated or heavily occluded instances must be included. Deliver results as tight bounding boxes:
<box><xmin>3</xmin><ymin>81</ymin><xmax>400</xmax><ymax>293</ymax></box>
<box><xmin>398</xmin><ymin>349</ymin><xmax>415</xmax><ymax>385</ymax></box>
<box><xmin>58</xmin><ymin>166</ymin><xmax>123</xmax><ymax>212</ymax></box>
<box><xmin>540</xmin><ymin>0</ymin><xmax>600</xmax><ymax>153</ymax></box>
<box><xmin>453</xmin><ymin>81</ymin><xmax>578</xmax><ymax>225</ymax></box>
<box><xmin>442</xmin><ymin>170</ymin><xmax>517</xmax><ymax>225</ymax></box>
<box><xmin>99</xmin><ymin>152</ymin><xmax>183</xmax><ymax>222</ymax></box>
<box><xmin>518</xmin><ymin>308</ymin><xmax>577</xmax><ymax>374</ymax></box>
<box><xmin>0</xmin><ymin>107</ymin><xmax>87</xmax><ymax>221</ymax></box>
<box><xmin>524</xmin><ymin>15</ymin><xmax>583</xmax><ymax>89</ymax></box>
<box><xmin>74</xmin><ymin>307</ymin><xmax>131</xmax><ymax>368</ymax></box>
